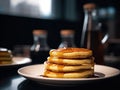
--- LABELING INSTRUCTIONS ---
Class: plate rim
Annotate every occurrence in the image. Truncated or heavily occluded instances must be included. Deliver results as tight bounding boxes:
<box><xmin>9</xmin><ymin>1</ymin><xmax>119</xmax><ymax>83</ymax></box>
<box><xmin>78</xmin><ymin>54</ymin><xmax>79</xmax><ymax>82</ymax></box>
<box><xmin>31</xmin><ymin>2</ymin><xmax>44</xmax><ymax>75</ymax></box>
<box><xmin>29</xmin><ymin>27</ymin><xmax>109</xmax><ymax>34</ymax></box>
<box><xmin>0</xmin><ymin>57</ymin><xmax>32</xmax><ymax>67</ymax></box>
<box><xmin>18</xmin><ymin>64</ymin><xmax>120</xmax><ymax>85</ymax></box>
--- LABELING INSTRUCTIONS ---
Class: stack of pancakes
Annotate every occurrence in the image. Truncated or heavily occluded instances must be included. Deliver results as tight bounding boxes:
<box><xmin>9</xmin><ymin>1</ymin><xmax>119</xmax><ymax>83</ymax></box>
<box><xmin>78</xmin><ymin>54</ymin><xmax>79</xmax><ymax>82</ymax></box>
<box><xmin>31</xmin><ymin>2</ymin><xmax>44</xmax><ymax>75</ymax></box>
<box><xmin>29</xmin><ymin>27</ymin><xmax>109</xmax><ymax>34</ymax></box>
<box><xmin>0</xmin><ymin>48</ymin><xmax>13</xmax><ymax>64</ymax></box>
<box><xmin>43</xmin><ymin>48</ymin><xmax>94</xmax><ymax>78</ymax></box>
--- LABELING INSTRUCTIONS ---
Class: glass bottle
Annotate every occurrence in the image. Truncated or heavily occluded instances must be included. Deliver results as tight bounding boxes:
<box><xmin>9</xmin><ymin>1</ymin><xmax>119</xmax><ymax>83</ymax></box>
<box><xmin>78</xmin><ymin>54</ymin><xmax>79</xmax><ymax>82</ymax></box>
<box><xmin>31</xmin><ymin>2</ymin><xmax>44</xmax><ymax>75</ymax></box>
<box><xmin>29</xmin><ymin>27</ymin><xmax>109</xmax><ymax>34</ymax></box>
<box><xmin>80</xmin><ymin>3</ymin><xmax>104</xmax><ymax>65</ymax></box>
<box><xmin>58</xmin><ymin>29</ymin><xmax>76</xmax><ymax>48</ymax></box>
<box><xmin>30</xmin><ymin>29</ymin><xmax>50</xmax><ymax>64</ymax></box>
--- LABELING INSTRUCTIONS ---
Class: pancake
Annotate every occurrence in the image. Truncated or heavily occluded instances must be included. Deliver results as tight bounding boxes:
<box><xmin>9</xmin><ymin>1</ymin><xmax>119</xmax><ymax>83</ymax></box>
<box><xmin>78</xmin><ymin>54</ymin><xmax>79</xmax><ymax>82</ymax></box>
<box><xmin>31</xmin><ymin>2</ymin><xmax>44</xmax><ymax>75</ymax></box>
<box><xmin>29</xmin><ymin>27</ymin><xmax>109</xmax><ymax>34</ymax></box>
<box><xmin>44</xmin><ymin>62</ymin><xmax>94</xmax><ymax>72</ymax></box>
<box><xmin>0</xmin><ymin>48</ymin><xmax>13</xmax><ymax>64</ymax></box>
<box><xmin>0</xmin><ymin>61</ymin><xmax>12</xmax><ymax>64</ymax></box>
<box><xmin>49</xmin><ymin>48</ymin><xmax>92</xmax><ymax>58</ymax></box>
<box><xmin>0</xmin><ymin>57</ymin><xmax>12</xmax><ymax>61</ymax></box>
<box><xmin>43</xmin><ymin>69</ymin><xmax>94</xmax><ymax>78</ymax></box>
<box><xmin>0</xmin><ymin>49</ymin><xmax>12</xmax><ymax>57</ymax></box>
<box><xmin>47</xmin><ymin>56</ymin><xmax>94</xmax><ymax>65</ymax></box>
<box><xmin>43</xmin><ymin>47</ymin><xmax>94</xmax><ymax>78</ymax></box>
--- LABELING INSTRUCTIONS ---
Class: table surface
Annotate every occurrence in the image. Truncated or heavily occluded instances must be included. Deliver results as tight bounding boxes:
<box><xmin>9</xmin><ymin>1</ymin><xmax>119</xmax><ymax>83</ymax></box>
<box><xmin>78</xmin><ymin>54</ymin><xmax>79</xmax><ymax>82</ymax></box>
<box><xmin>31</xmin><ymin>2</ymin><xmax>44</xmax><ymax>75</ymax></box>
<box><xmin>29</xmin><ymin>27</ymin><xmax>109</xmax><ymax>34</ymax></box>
<box><xmin>0</xmin><ymin>62</ymin><xmax>120</xmax><ymax>90</ymax></box>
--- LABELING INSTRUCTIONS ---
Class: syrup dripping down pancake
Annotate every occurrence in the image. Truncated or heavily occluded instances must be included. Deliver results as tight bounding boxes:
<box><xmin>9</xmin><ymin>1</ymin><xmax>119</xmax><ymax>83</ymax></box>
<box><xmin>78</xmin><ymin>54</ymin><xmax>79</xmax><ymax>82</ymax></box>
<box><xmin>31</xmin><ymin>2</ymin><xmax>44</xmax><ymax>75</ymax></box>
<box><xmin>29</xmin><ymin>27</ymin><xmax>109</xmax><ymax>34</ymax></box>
<box><xmin>47</xmin><ymin>56</ymin><xmax>94</xmax><ymax>65</ymax></box>
<box><xmin>50</xmin><ymin>48</ymin><xmax>92</xmax><ymax>59</ymax></box>
<box><xmin>44</xmin><ymin>61</ymin><xmax>94</xmax><ymax>72</ymax></box>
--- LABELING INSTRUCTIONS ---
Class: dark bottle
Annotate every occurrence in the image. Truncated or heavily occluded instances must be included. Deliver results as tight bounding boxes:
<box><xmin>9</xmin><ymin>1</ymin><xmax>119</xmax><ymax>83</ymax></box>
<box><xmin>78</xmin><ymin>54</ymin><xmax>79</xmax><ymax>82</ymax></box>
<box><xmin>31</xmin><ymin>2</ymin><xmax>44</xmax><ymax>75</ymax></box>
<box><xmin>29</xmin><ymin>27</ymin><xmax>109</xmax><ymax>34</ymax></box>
<box><xmin>30</xmin><ymin>29</ymin><xmax>50</xmax><ymax>64</ymax></box>
<box><xmin>80</xmin><ymin>3</ymin><xmax>104</xmax><ymax>65</ymax></box>
<box><xmin>58</xmin><ymin>29</ymin><xmax>76</xmax><ymax>48</ymax></box>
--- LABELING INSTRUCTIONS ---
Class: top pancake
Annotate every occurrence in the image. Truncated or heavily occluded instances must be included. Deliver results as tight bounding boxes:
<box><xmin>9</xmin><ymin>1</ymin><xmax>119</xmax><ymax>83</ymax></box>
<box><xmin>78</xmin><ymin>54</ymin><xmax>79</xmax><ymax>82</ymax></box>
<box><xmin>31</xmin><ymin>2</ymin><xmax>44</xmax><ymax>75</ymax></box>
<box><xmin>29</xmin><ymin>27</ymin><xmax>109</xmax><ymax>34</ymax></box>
<box><xmin>50</xmin><ymin>48</ymin><xmax>92</xmax><ymax>58</ymax></box>
<box><xmin>0</xmin><ymin>48</ymin><xmax>13</xmax><ymax>62</ymax></box>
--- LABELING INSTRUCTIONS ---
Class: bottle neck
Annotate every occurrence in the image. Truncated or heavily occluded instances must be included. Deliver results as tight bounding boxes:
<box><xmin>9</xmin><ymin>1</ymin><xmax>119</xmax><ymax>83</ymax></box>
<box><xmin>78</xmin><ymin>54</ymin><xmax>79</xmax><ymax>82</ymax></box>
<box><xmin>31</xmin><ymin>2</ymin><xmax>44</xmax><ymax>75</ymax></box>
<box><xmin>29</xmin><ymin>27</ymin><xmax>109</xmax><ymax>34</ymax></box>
<box><xmin>85</xmin><ymin>9</ymin><xmax>98</xmax><ymax>29</ymax></box>
<box><xmin>31</xmin><ymin>35</ymin><xmax>49</xmax><ymax>51</ymax></box>
<box><xmin>59</xmin><ymin>35</ymin><xmax>76</xmax><ymax>48</ymax></box>
<box><xmin>81</xmin><ymin>9</ymin><xmax>100</xmax><ymax>48</ymax></box>
<box><xmin>34</xmin><ymin>35</ymin><xmax>46</xmax><ymax>44</ymax></box>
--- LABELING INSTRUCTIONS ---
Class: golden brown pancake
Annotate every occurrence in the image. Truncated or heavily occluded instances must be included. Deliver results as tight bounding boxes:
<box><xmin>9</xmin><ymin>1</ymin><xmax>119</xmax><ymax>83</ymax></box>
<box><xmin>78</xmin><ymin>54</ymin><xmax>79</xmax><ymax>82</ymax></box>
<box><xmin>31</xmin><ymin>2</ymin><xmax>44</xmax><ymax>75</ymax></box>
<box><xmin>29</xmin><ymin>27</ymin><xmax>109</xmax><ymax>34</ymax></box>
<box><xmin>0</xmin><ymin>50</ymin><xmax>12</xmax><ymax>57</ymax></box>
<box><xmin>0</xmin><ymin>61</ymin><xmax>12</xmax><ymax>64</ymax></box>
<box><xmin>47</xmin><ymin>56</ymin><xmax>94</xmax><ymax>65</ymax></box>
<box><xmin>0</xmin><ymin>48</ymin><xmax>13</xmax><ymax>64</ymax></box>
<box><xmin>43</xmin><ymin>47</ymin><xmax>94</xmax><ymax>78</ymax></box>
<box><xmin>43</xmin><ymin>69</ymin><xmax>94</xmax><ymax>78</ymax></box>
<box><xmin>49</xmin><ymin>48</ymin><xmax>92</xmax><ymax>58</ymax></box>
<box><xmin>44</xmin><ymin>61</ymin><xmax>94</xmax><ymax>72</ymax></box>
<box><xmin>0</xmin><ymin>57</ymin><xmax>12</xmax><ymax>61</ymax></box>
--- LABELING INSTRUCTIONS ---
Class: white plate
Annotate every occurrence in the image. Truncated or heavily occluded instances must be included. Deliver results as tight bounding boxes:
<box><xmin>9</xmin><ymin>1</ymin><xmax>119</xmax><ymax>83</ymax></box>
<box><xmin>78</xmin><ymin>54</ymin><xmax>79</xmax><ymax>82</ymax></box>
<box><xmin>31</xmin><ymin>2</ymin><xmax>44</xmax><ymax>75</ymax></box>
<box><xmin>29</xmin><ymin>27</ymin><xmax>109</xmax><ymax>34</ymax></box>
<box><xmin>18</xmin><ymin>64</ymin><xmax>120</xmax><ymax>86</ymax></box>
<box><xmin>0</xmin><ymin>57</ymin><xmax>32</xmax><ymax>67</ymax></box>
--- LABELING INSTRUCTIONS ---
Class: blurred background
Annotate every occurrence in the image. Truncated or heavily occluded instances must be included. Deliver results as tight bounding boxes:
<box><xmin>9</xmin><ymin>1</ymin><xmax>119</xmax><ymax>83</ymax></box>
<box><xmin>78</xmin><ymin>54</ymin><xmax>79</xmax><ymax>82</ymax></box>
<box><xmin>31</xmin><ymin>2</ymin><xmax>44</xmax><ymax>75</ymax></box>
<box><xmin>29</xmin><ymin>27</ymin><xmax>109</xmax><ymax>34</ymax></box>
<box><xmin>0</xmin><ymin>0</ymin><xmax>120</xmax><ymax>67</ymax></box>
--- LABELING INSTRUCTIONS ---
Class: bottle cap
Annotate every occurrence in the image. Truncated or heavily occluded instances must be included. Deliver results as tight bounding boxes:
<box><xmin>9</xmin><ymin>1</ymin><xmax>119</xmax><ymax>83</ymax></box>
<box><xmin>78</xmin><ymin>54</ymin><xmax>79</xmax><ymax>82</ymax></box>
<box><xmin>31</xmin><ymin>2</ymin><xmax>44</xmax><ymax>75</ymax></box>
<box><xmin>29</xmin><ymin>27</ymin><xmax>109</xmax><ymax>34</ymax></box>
<box><xmin>33</xmin><ymin>29</ymin><xmax>47</xmax><ymax>36</ymax></box>
<box><xmin>60</xmin><ymin>29</ymin><xmax>75</xmax><ymax>36</ymax></box>
<box><xmin>83</xmin><ymin>3</ymin><xmax>96</xmax><ymax>10</ymax></box>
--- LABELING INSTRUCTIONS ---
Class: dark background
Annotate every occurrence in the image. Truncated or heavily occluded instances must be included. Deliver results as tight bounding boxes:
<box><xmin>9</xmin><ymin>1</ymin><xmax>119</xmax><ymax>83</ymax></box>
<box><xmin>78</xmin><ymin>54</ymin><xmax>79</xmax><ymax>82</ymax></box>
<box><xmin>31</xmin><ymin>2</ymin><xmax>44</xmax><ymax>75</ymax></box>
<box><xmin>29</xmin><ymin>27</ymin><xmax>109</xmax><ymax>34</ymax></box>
<box><xmin>0</xmin><ymin>0</ymin><xmax>120</xmax><ymax>52</ymax></box>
